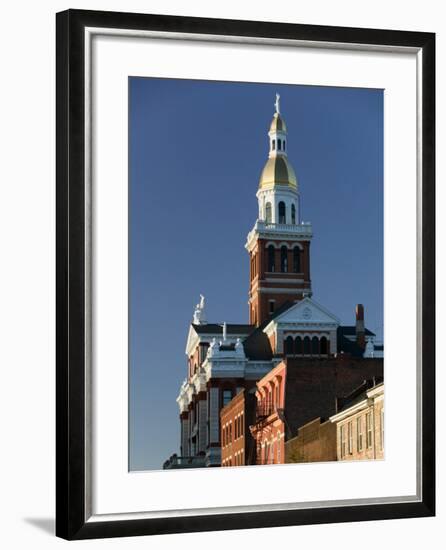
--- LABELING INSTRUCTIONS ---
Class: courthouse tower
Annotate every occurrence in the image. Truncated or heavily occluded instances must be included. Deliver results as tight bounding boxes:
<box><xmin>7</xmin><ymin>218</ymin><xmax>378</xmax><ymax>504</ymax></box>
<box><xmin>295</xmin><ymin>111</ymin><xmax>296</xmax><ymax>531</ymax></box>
<box><xmin>246</xmin><ymin>94</ymin><xmax>313</xmax><ymax>326</ymax></box>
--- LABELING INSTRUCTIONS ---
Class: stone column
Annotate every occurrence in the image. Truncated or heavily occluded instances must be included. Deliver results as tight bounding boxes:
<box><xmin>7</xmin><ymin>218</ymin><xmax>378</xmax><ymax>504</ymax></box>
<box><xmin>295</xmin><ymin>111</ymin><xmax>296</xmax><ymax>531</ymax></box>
<box><xmin>180</xmin><ymin>411</ymin><xmax>189</xmax><ymax>456</ymax></box>
<box><xmin>208</xmin><ymin>387</ymin><xmax>220</xmax><ymax>444</ymax></box>
<box><xmin>197</xmin><ymin>392</ymin><xmax>208</xmax><ymax>453</ymax></box>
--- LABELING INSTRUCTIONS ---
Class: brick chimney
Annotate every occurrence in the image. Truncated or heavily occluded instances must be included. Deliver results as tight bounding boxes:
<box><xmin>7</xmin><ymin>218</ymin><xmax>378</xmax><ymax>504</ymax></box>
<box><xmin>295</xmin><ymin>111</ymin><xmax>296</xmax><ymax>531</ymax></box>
<box><xmin>356</xmin><ymin>304</ymin><xmax>365</xmax><ymax>350</ymax></box>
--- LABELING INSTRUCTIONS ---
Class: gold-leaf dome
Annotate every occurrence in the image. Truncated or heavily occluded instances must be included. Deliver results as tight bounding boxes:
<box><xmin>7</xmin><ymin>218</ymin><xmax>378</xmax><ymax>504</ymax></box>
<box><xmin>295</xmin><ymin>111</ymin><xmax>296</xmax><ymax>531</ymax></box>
<box><xmin>259</xmin><ymin>156</ymin><xmax>297</xmax><ymax>190</ymax></box>
<box><xmin>269</xmin><ymin>112</ymin><xmax>287</xmax><ymax>133</ymax></box>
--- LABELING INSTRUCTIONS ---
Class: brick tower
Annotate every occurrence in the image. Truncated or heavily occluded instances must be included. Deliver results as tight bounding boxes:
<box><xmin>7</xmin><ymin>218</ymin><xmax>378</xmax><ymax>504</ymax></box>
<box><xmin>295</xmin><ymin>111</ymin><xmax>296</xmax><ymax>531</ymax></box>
<box><xmin>245</xmin><ymin>94</ymin><xmax>313</xmax><ymax>326</ymax></box>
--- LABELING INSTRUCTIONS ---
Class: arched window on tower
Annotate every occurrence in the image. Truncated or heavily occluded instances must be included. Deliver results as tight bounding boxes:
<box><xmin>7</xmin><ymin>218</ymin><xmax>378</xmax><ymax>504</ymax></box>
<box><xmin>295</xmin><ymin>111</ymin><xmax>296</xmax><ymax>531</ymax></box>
<box><xmin>303</xmin><ymin>336</ymin><xmax>311</xmax><ymax>355</ymax></box>
<box><xmin>278</xmin><ymin>138</ymin><xmax>282</xmax><ymax>150</ymax></box>
<box><xmin>295</xmin><ymin>336</ymin><xmax>302</xmax><ymax>355</ymax></box>
<box><xmin>320</xmin><ymin>336</ymin><xmax>328</xmax><ymax>355</ymax></box>
<box><xmin>285</xmin><ymin>336</ymin><xmax>294</xmax><ymax>356</ymax></box>
<box><xmin>278</xmin><ymin>201</ymin><xmax>286</xmax><ymax>224</ymax></box>
<box><xmin>265</xmin><ymin>202</ymin><xmax>272</xmax><ymax>223</ymax></box>
<box><xmin>280</xmin><ymin>246</ymin><xmax>288</xmax><ymax>273</ymax></box>
<box><xmin>312</xmin><ymin>336</ymin><xmax>320</xmax><ymax>356</ymax></box>
<box><xmin>272</xmin><ymin>139</ymin><xmax>276</xmax><ymax>150</ymax></box>
<box><xmin>293</xmin><ymin>246</ymin><xmax>301</xmax><ymax>273</ymax></box>
<box><xmin>268</xmin><ymin>245</ymin><xmax>275</xmax><ymax>272</ymax></box>
<box><xmin>291</xmin><ymin>204</ymin><xmax>296</xmax><ymax>224</ymax></box>
<box><xmin>283</xmin><ymin>140</ymin><xmax>286</xmax><ymax>151</ymax></box>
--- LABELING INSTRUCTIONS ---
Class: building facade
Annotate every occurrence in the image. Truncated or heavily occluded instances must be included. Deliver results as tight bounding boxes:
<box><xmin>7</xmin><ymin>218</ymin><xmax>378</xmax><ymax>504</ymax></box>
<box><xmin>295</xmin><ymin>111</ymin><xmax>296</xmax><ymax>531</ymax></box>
<box><xmin>220</xmin><ymin>389</ymin><xmax>256</xmax><ymax>467</ymax></box>
<box><xmin>250</xmin><ymin>362</ymin><xmax>286</xmax><ymax>465</ymax></box>
<box><xmin>330</xmin><ymin>380</ymin><xmax>384</xmax><ymax>461</ymax></box>
<box><xmin>167</xmin><ymin>96</ymin><xmax>384</xmax><ymax>469</ymax></box>
<box><xmin>285</xmin><ymin>418</ymin><xmax>337</xmax><ymax>464</ymax></box>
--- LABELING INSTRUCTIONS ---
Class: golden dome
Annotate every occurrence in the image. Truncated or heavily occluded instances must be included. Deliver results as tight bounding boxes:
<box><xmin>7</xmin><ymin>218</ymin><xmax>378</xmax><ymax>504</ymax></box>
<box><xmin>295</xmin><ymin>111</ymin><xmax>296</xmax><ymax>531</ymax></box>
<box><xmin>269</xmin><ymin>112</ymin><xmax>287</xmax><ymax>133</ymax></box>
<box><xmin>258</xmin><ymin>155</ymin><xmax>297</xmax><ymax>190</ymax></box>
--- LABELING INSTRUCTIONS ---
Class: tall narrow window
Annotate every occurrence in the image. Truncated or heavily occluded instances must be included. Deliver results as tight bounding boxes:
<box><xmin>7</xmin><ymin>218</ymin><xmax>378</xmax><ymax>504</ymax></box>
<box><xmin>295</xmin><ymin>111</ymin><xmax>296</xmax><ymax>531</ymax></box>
<box><xmin>340</xmin><ymin>425</ymin><xmax>346</xmax><ymax>458</ymax></box>
<box><xmin>278</xmin><ymin>201</ymin><xmax>286</xmax><ymax>223</ymax></box>
<box><xmin>283</xmin><ymin>140</ymin><xmax>286</xmax><ymax>151</ymax></box>
<box><xmin>269</xmin><ymin>300</ymin><xmax>275</xmax><ymax>314</ymax></box>
<box><xmin>295</xmin><ymin>336</ymin><xmax>302</xmax><ymax>355</ymax></box>
<box><xmin>320</xmin><ymin>336</ymin><xmax>328</xmax><ymax>355</ymax></box>
<box><xmin>312</xmin><ymin>336</ymin><xmax>319</xmax><ymax>355</ymax></box>
<box><xmin>267</xmin><ymin>245</ymin><xmax>275</xmax><ymax>272</ymax></box>
<box><xmin>303</xmin><ymin>336</ymin><xmax>311</xmax><ymax>355</ymax></box>
<box><xmin>293</xmin><ymin>247</ymin><xmax>301</xmax><ymax>273</ymax></box>
<box><xmin>357</xmin><ymin>416</ymin><xmax>363</xmax><ymax>451</ymax></box>
<box><xmin>272</xmin><ymin>139</ymin><xmax>276</xmax><ymax>150</ymax></box>
<box><xmin>265</xmin><ymin>202</ymin><xmax>272</xmax><ymax>223</ymax></box>
<box><xmin>285</xmin><ymin>336</ymin><xmax>294</xmax><ymax>355</ymax></box>
<box><xmin>366</xmin><ymin>412</ymin><xmax>373</xmax><ymax>448</ymax></box>
<box><xmin>277</xmin><ymin>138</ymin><xmax>282</xmax><ymax>150</ymax></box>
<box><xmin>291</xmin><ymin>203</ymin><xmax>296</xmax><ymax>224</ymax></box>
<box><xmin>348</xmin><ymin>421</ymin><xmax>353</xmax><ymax>454</ymax></box>
<box><xmin>280</xmin><ymin>245</ymin><xmax>288</xmax><ymax>272</ymax></box>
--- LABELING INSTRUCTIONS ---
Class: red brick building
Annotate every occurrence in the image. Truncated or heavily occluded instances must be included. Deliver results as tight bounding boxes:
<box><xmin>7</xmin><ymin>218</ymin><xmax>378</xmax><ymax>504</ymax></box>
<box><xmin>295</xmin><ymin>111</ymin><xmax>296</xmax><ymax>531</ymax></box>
<box><xmin>220</xmin><ymin>389</ymin><xmax>256</xmax><ymax>467</ymax></box>
<box><xmin>250</xmin><ymin>356</ymin><xmax>383</xmax><ymax>465</ymax></box>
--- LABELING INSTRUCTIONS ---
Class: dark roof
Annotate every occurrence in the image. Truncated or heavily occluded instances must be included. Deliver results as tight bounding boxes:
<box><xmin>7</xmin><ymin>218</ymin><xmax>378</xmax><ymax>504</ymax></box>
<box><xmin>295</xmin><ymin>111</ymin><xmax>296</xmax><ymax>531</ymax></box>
<box><xmin>337</xmin><ymin>326</ymin><xmax>376</xmax><ymax>357</ymax></box>
<box><xmin>242</xmin><ymin>301</ymin><xmax>295</xmax><ymax>361</ymax></box>
<box><xmin>336</xmin><ymin>377</ymin><xmax>384</xmax><ymax>413</ymax></box>
<box><xmin>192</xmin><ymin>323</ymin><xmax>254</xmax><ymax>335</ymax></box>
<box><xmin>242</xmin><ymin>329</ymin><xmax>273</xmax><ymax>361</ymax></box>
<box><xmin>338</xmin><ymin>326</ymin><xmax>376</xmax><ymax>337</ymax></box>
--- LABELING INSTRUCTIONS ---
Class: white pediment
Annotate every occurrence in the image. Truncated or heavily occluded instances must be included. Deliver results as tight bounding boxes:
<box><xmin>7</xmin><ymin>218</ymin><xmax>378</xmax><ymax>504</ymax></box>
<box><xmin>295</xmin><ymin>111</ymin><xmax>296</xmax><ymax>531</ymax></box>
<box><xmin>185</xmin><ymin>324</ymin><xmax>200</xmax><ymax>356</ymax></box>
<box><xmin>270</xmin><ymin>297</ymin><xmax>340</xmax><ymax>328</ymax></box>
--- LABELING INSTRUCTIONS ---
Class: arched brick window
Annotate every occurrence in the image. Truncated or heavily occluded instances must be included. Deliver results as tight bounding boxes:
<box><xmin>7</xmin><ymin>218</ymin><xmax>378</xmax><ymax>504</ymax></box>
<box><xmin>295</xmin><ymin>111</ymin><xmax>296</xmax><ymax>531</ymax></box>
<box><xmin>320</xmin><ymin>336</ymin><xmax>328</xmax><ymax>355</ymax></box>
<box><xmin>285</xmin><ymin>335</ymin><xmax>294</xmax><ymax>355</ymax></box>
<box><xmin>295</xmin><ymin>336</ymin><xmax>302</xmax><ymax>355</ymax></box>
<box><xmin>293</xmin><ymin>246</ymin><xmax>301</xmax><ymax>273</ymax></box>
<box><xmin>267</xmin><ymin>245</ymin><xmax>275</xmax><ymax>272</ymax></box>
<box><xmin>312</xmin><ymin>336</ymin><xmax>320</xmax><ymax>355</ymax></box>
<box><xmin>303</xmin><ymin>336</ymin><xmax>311</xmax><ymax>355</ymax></box>
<box><xmin>280</xmin><ymin>245</ymin><xmax>288</xmax><ymax>272</ymax></box>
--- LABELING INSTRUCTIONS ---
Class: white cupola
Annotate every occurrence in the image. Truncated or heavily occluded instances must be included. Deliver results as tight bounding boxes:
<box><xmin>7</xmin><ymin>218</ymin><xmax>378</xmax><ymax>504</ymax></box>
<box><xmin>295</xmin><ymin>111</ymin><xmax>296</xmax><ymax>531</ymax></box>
<box><xmin>257</xmin><ymin>94</ymin><xmax>300</xmax><ymax>226</ymax></box>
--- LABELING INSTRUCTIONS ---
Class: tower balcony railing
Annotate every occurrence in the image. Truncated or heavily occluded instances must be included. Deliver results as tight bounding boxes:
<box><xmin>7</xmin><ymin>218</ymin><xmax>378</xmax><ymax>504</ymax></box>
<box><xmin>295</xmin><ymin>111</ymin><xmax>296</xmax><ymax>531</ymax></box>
<box><xmin>257</xmin><ymin>220</ymin><xmax>312</xmax><ymax>233</ymax></box>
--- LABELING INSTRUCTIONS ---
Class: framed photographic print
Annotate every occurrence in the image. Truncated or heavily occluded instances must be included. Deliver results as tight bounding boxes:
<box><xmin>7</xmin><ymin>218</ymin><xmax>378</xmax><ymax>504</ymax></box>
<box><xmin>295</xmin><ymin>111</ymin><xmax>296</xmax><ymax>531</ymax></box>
<box><xmin>56</xmin><ymin>9</ymin><xmax>435</xmax><ymax>540</ymax></box>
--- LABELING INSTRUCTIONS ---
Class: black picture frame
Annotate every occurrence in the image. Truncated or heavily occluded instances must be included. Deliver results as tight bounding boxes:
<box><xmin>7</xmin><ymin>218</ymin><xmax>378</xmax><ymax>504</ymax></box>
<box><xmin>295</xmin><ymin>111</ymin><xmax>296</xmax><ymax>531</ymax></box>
<box><xmin>56</xmin><ymin>9</ymin><xmax>435</xmax><ymax>540</ymax></box>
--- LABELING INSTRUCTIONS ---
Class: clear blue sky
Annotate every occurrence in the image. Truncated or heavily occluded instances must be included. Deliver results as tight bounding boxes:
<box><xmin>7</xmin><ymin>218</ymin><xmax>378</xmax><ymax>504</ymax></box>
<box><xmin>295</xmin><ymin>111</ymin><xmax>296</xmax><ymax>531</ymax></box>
<box><xmin>129</xmin><ymin>77</ymin><xmax>383</xmax><ymax>470</ymax></box>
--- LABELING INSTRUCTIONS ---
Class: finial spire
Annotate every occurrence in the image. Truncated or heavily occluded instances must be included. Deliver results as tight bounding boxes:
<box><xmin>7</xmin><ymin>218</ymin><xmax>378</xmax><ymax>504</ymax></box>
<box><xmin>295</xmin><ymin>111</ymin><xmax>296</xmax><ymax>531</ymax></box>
<box><xmin>274</xmin><ymin>93</ymin><xmax>281</xmax><ymax>114</ymax></box>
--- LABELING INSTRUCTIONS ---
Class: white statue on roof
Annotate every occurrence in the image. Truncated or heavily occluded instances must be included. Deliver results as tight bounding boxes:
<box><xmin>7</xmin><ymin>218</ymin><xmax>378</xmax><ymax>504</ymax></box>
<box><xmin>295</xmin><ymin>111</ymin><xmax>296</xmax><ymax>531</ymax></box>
<box><xmin>274</xmin><ymin>92</ymin><xmax>281</xmax><ymax>114</ymax></box>
<box><xmin>193</xmin><ymin>294</ymin><xmax>207</xmax><ymax>324</ymax></box>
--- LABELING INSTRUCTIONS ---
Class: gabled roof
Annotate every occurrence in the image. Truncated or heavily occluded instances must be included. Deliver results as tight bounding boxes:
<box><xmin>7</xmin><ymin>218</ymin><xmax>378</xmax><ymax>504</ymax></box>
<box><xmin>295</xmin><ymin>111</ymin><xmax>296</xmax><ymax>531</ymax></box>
<box><xmin>264</xmin><ymin>296</ymin><xmax>340</xmax><ymax>329</ymax></box>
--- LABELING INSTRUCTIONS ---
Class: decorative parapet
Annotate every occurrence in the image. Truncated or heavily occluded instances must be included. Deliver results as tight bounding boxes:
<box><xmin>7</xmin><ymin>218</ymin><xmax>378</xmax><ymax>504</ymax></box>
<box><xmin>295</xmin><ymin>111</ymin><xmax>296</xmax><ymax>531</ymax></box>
<box><xmin>245</xmin><ymin>220</ymin><xmax>313</xmax><ymax>251</ymax></box>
